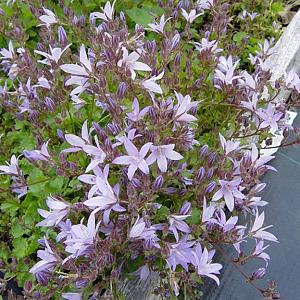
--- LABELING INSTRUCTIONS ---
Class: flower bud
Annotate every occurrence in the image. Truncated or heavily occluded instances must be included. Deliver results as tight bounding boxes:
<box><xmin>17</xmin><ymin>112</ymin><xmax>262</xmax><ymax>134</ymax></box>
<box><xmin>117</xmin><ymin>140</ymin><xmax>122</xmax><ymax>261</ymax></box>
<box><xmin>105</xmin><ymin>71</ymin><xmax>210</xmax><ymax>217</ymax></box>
<box><xmin>75</xmin><ymin>278</ymin><xmax>89</xmax><ymax>288</ymax></box>
<box><xmin>36</xmin><ymin>270</ymin><xmax>51</xmax><ymax>286</ymax></box>
<box><xmin>196</xmin><ymin>166</ymin><xmax>205</xmax><ymax>181</ymax></box>
<box><xmin>179</xmin><ymin>188</ymin><xmax>187</xmax><ymax>196</ymax></box>
<box><xmin>101</xmin><ymin>22</ymin><xmax>109</xmax><ymax>32</ymax></box>
<box><xmin>200</xmin><ymin>144</ymin><xmax>209</xmax><ymax>157</ymax></box>
<box><xmin>33</xmin><ymin>291</ymin><xmax>41</xmax><ymax>299</ymax></box>
<box><xmin>174</xmin><ymin>53</ymin><xmax>181</xmax><ymax>66</ymax></box>
<box><xmin>153</xmin><ymin>175</ymin><xmax>164</xmax><ymax>190</ymax></box>
<box><xmin>180</xmin><ymin>202</ymin><xmax>191</xmax><ymax>215</ymax></box>
<box><xmin>171</xmin><ymin>33</ymin><xmax>180</xmax><ymax>50</ymax></box>
<box><xmin>204</xmin><ymin>181</ymin><xmax>216</xmax><ymax>194</ymax></box>
<box><xmin>208</xmin><ymin>152</ymin><xmax>216</xmax><ymax>165</ymax></box>
<box><xmin>148</xmin><ymin>107</ymin><xmax>158</xmax><ymax>123</ymax></box>
<box><xmin>58</xmin><ymin>26</ymin><xmax>68</xmax><ymax>47</ymax></box>
<box><xmin>206</xmin><ymin>168</ymin><xmax>214</xmax><ymax>180</ymax></box>
<box><xmin>24</xmin><ymin>280</ymin><xmax>32</xmax><ymax>291</ymax></box>
<box><xmin>45</xmin><ymin>97</ymin><xmax>56</xmax><ymax>112</ymax></box>
<box><xmin>131</xmin><ymin>178</ymin><xmax>142</xmax><ymax>189</ymax></box>
<box><xmin>120</xmin><ymin>11</ymin><xmax>126</xmax><ymax>22</ymax></box>
<box><xmin>135</xmin><ymin>24</ymin><xmax>144</xmax><ymax>34</ymax></box>
<box><xmin>251</xmin><ymin>268</ymin><xmax>266</xmax><ymax>280</ymax></box>
<box><xmin>56</xmin><ymin>129</ymin><xmax>65</xmax><ymax>141</ymax></box>
<box><xmin>117</xmin><ymin>82</ymin><xmax>126</xmax><ymax>99</ymax></box>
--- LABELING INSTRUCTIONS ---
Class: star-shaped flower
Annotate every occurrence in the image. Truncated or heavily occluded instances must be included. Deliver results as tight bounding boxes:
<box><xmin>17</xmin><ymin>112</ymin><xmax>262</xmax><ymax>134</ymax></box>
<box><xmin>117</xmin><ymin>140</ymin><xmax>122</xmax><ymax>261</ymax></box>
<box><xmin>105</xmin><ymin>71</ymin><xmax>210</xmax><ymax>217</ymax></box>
<box><xmin>146</xmin><ymin>144</ymin><xmax>183</xmax><ymax>172</ymax></box>
<box><xmin>117</xmin><ymin>47</ymin><xmax>151</xmax><ymax>80</ymax></box>
<box><xmin>112</xmin><ymin>138</ymin><xmax>152</xmax><ymax>180</ymax></box>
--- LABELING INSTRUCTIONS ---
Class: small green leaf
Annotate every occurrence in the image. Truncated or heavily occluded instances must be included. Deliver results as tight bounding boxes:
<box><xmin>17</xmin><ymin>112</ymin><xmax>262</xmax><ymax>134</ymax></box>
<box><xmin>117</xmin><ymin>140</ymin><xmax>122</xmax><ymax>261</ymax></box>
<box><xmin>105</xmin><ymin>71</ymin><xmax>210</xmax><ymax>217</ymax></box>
<box><xmin>12</xmin><ymin>238</ymin><xmax>29</xmax><ymax>259</ymax></box>
<box><xmin>126</xmin><ymin>8</ymin><xmax>153</xmax><ymax>26</ymax></box>
<box><xmin>187</xmin><ymin>208</ymin><xmax>201</xmax><ymax>225</ymax></box>
<box><xmin>271</xmin><ymin>2</ymin><xmax>284</xmax><ymax>13</ymax></box>
<box><xmin>11</xmin><ymin>221</ymin><xmax>28</xmax><ymax>238</ymax></box>
<box><xmin>233</xmin><ymin>32</ymin><xmax>246</xmax><ymax>43</ymax></box>
<box><xmin>1</xmin><ymin>200</ymin><xmax>20</xmax><ymax>213</ymax></box>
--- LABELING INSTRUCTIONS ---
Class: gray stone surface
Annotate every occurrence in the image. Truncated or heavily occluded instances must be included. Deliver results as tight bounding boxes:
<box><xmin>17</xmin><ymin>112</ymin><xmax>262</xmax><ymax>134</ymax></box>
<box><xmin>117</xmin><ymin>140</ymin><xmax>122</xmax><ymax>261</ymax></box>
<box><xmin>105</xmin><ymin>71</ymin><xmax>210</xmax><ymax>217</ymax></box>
<box><xmin>266</xmin><ymin>10</ymin><xmax>300</xmax><ymax>104</ymax></box>
<box><xmin>266</xmin><ymin>10</ymin><xmax>300</xmax><ymax>79</ymax></box>
<box><xmin>202</xmin><ymin>111</ymin><xmax>300</xmax><ymax>300</ymax></box>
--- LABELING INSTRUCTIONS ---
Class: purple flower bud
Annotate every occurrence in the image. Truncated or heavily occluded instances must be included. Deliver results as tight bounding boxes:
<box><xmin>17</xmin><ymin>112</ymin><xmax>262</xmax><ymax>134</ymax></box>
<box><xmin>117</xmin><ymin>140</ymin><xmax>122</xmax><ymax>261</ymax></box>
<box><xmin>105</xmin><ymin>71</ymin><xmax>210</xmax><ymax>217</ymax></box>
<box><xmin>208</xmin><ymin>152</ymin><xmax>216</xmax><ymax>165</ymax></box>
<box><xmin>120</xmin><ymin>11</ymin><xmax>126</xmax><ymax>22</ymax></box>
<box><xmin>36</xmin><ymin>270</ymin><xmax>51</xmax><ymax>286</ymax></box>
<box><xmin>56</xmin><ymin>129</ymin><xmax>65</xmax><ymax>141</ymax></box>
<box><xmin>63</xmin><ymin>7</ymin><xmax>70</xmax><ymax>16</ymax></box>
<box><xmin>32</xmin><ymin>291</ymin><xmax>41</xmax><ymax>299</ymax></box>
<box><xmin>206</xmin><ymin>168</ymin><xmax>214</xmax><ymax>180</ymax></box>
<box><xmin>153</xmin><ymin>175</ymin><xmax>164</xmax><ymax>190</ymax></box>
<box><xmin>29</xmin><ymin>111</ymin><xmax>39</xmax><ymax>122</ymax></box>
<box><xmin>131</xmin><ymin>178</ymin><xmax>142</xmax><ymax>188</ymax></box>
<box><xmin>72</xmin><ymin>15</ymin><xmax>78</xmax><ymax>26</ymax></box>
<box><xmin>196</xmin><ymin>167</ymin><xmax>205</xmax><ymax>181</ymax></box>
<box><xmin>148</xmin><ymin>107</ymin><xmax>158</xmax><ymax>122</ymax></box>
<box><xmin>135</xmin><ymin>24</ymin><xmax>144</xmax><ymax>34</ymax></box>
<box><xmin>75</xmin><ymin>278</ymin><xmax>89</xmax><ymax>288</ymax></box>
<box><xmin>171</xmin><ymin>33</ymin><xmax>180</xmax><ymax>50</ymax></box>
<box><xmin>79</xmin><ymin>15</ymin><xmax>86</xmax><ymax>26</ymax></box>
<box><xmin>200</xmin><ymin>145</ymin><xmax>209</xmax><ymax>157</ymax></box>
<box><xmin>58</xmin><ymin>26</ymin><xmax>68</xmax><ymax>47</ymax></box>
<box><xmin>0</xmin><ymin>8</ymin><xmax>5</xmax><ymax>16</ymax></box>
<box><xmin>179</xmin><ymin>188</ymin><xmax>187</xmax><ymax>196</ymax></box>
<box><xmin>251</xmin><ymin>268</ymin><xmax>266</xmax><ymax>280</ymax></box>
<box><xmin>117</xmin><ymin>82</ymin><xmax>126</xmax><ymax>99</ymax></box>
<box><xmin>180</xmin><ymin>202</ymin><xmax>191</xmax><ymax>215</ymax></box>
<box><xmin>174</xmin><ymin>53</ymin><xmax>181</xmax><ymax>66</ymax></box>
<box><xmin>103</xmin><ymin>22</ymin><xmax>111</xmax><ymax>33</ymax></box>
<box><xmin>165</xmin><ymin>187</ymin><xmax>177</xmax><ymax>194</ymax></box>
<box><xmin>204</xmin><ymin>181</ymin><xmax>216</xmax><ymax>194</ymax></box>
<box><xmin>45</xmin><ymin>97</ymin><xmax>56</xmax><ymax>112</ymax></box>
<box><xmin>172</xmin><ymin>10</ymin><xmax>178</xmax><ymax>20</ymax></box>
<box><xmin>241</xmin><ymin>152</ymin><xmax>251</xmax><ymax>168</ymax></box>
<box><xmin>24</xmin><ymin>280</ymin><xmax>32</xmax><ymax>292</ymax></box>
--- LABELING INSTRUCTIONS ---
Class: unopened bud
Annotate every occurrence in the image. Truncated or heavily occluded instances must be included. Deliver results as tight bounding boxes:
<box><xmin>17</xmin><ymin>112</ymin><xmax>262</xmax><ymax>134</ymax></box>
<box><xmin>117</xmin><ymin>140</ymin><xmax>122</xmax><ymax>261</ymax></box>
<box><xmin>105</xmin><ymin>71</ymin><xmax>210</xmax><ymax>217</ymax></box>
<box><xmin>153</xmin><ymin>175</ymin><xmax>164</xmax><ymax>190</ymax></box>
<box><xmin>135</xmin><ymin>24</ymin><xmax>144</xmax><ymax>34</ymax></box>
<box><xmin>120</xmin><ymin>11</ymin><xmax>126</xmax><ymax>22</ymax></box>
<box><xmin>180</xmin><ymin>202</ymin><xmax>191</xmax><ymax>215</ymax></box>
<box><xmin>58</xmin><ymin>26</ymin><xmax>68</xmax><ymax>47</ymax></box>
<box><xmin>117</xmin><ymin>82</ymin><xmax>126</xmax><ymax>99</ymax></box>
<box><xmin>56</xmin><ymin>129</ymin><xmax>65</xmax><ymax>141</ymax></box>
<box><xmin>174</xmin><ymin>53</ymin><xmax>181</xmax><ymax>66</ymax></box>
<box><xmin>204</xmin><ymin>181</ymin><xmax>216</xmax><ymax>194</ymax></box>
<box><xmin>200</xmin><ymin>144</ymin><xmax>209</xmax><ymax>157</ymax></box>
<box><xmin>196</xmin><ymin>167</ymin><xmax>205</xmax><ymax>181</ymax></box>
<box><xmin>251</xmin><ymin>268</ymin><xmax>266</xmax><ymax>280</ymax></box>
<box><xmin>131</xmin><ymin>178</ymin><xmax>142</xmax><ymax>188</ymax></box>
<box><xmin>206</xmin><ymin>168</ymin><xmax>214</xmax><ymax>180</ymax></box>
<box><xmin>45</xmin><ymin>97</ymin><xmax>56</xmax><ymax>112</ymax></box>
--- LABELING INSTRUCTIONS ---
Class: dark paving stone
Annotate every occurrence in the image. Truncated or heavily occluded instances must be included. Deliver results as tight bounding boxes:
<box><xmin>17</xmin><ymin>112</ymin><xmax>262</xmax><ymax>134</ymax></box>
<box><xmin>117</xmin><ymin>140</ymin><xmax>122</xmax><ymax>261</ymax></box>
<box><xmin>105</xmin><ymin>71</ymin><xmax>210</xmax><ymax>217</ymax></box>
<box><xmin>202</xmin><ymin>113</ymin><xmax>300</xmax><ymax>300</ymax></box>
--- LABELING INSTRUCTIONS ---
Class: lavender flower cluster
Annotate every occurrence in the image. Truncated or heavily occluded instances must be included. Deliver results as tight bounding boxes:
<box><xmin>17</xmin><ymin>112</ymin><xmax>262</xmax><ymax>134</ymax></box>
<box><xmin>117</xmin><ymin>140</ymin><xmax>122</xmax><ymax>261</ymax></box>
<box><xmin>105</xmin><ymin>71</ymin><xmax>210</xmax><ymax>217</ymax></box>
<box><xmin>0</xmin><ymin>0</ymin><xmax>299</xmax><ymax>299</ymax></box>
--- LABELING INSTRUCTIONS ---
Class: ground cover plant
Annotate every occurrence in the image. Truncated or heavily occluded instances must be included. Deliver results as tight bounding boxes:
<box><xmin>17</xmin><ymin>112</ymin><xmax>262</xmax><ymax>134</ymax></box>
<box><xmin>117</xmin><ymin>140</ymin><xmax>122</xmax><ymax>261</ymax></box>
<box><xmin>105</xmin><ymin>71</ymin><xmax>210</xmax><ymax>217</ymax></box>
<box><xmin>0</xmin><ymin>0</ymin><xmax>299</xmax><ymax>299</ymax></box>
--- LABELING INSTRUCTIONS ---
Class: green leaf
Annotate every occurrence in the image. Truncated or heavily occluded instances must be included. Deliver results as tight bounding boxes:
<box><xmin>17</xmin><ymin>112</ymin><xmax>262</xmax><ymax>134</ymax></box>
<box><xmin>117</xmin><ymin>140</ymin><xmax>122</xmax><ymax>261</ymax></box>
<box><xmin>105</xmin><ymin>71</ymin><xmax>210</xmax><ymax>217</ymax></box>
<box><xmin>12</xmin><ymin>238</ymin><xmax>29</xmax><ymax>259</ymax></box>
<box><xmin>157</xmin><ymin>206</ymin><xmax>170</xmax><ymax>221</ymax></box>
<box><xmin>233</xmin><ymin>32</ymin><xmax>246</xmax><ymax>43</ymax></box>
<box><xmin>187</xmin><ymin>208</ymin><xmax>201</xmax><ymax>225</ymax></box>
<box><xmin>1</xmin><ymin>200</ymin><xmax>20</xmax><ymax>214</ymax></box>
<box><xmin>271</xmin><ymin>2</ymin><xmax>284</xmax><ymax>13</ymax></box>
<box><xmin>11</xmin><ymin>221</ymin><xmax>28</xmax><ymax>238</ymax></box>
<box><xmin>45</xmin><ymin>176</ymin><xmax>65</xmax><ymax>193</ymax></box>
<box><xmin>125</xmin><ymin>8</ymin><xmax>153</xmax><ymax>26</ymax></box>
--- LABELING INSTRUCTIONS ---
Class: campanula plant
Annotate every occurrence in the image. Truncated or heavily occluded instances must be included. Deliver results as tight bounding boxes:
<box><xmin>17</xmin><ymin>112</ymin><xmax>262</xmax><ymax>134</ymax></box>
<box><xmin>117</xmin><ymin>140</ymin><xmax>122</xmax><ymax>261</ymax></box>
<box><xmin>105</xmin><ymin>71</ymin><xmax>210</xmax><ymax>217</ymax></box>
<box><xmin>0</xmin><ymin>0</ymin><xmax>298</xmax><ymax>299</ymax></box>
